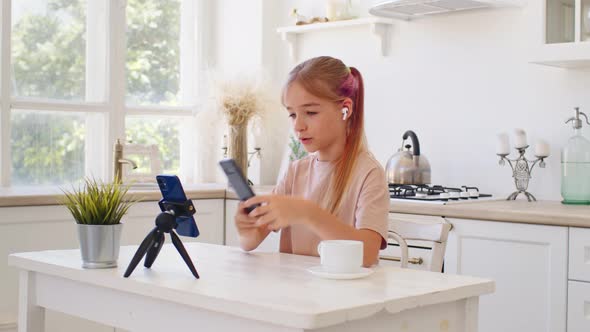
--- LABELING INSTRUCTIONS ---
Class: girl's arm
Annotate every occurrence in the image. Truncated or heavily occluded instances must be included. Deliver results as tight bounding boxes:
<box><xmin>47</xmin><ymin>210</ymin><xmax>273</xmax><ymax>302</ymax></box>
<box><xmin>304</xmin><ymin>203</ymin><xmax>382</xmax><ymax>267</ymax></box>
<box><xmin>246</xmin><ymin>196</ymin><xmax>383</xmax><ymax>267</ymax></box>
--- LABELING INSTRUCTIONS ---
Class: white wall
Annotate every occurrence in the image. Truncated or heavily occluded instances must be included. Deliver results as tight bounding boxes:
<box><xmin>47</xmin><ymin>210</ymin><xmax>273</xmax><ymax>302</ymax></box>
<box><xmin>208</xmin><ymin>0</ymin><xmax>289</xmax><ymax>186</ymax></box>
<box><xmin>266</xmin><ymin>1</ymin><xmax>590</xmax><ymax>200</ymax></box>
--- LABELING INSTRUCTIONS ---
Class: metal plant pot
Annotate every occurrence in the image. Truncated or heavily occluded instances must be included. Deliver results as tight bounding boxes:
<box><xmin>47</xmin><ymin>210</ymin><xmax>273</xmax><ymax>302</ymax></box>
<box><xmin>77</xmin><ymin>223</ymin><xmax>123</xmax><ymax>269</ymax></box>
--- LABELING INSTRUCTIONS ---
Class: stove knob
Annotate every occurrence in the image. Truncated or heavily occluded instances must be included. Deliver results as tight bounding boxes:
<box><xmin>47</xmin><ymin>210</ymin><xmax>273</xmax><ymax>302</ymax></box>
<box><xmin>469</xmin><ymin>191</ymin><xmax>480</xmax><ymax>198</ymax></box>
<box><xmin>449</xmin><ymin>192</ymin><xmax>460</xmax><ymax>199</ymax></box>
<box><xmin>415</xmin><ymin>192</ymin><xmax>427</xmax><ymax>198</ymax></box>
<box><xmin>460</xmin><ymin>192</ymin><xmax>470</xmax><ymax>199</ymax></box>
<box><xmin>439</xmin><ymin>193</ymin><xmax>450</xmax><ymax>199</ymax></box>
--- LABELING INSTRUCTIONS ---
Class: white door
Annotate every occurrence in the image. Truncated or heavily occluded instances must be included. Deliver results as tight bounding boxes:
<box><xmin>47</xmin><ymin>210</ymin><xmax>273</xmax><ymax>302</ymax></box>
<box><xmin>445</xmin><ymin>218</ymin><xmax>567</xmax><ymax>332</ymax></box>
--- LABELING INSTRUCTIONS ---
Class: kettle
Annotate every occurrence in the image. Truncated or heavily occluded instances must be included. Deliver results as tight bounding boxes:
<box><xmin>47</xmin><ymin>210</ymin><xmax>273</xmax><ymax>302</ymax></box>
<box><xmin>385</xmin><ymin>130</ymin><xmax>431</xmax><ymax>185</ymax></box>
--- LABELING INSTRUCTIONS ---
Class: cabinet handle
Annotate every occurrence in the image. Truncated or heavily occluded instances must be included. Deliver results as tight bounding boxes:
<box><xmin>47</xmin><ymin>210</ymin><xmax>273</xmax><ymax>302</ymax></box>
<box><xmin>380</xmin><ymin>255</ymin><xmax>423</xmax><ymax>265</ymax></box>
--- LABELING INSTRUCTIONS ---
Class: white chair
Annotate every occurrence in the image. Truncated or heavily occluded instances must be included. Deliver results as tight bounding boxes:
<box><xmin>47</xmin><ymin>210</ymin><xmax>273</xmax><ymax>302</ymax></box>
<box><xmin>387</xmin><ymin>218</ymin><xmax>452</xmax><ymax>272</ymax></box>
<box><xmin>122</xmin><ymin>142</ymin><xmax>162</xmax><ymax>184</ymax></box>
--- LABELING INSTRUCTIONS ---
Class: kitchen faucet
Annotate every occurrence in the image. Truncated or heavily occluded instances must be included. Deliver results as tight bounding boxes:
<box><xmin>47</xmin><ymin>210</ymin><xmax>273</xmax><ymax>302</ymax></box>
<box><xmin>114</xmin><ymin>139</ymin><xmax>138</xmax><ymax>183</ymax></box>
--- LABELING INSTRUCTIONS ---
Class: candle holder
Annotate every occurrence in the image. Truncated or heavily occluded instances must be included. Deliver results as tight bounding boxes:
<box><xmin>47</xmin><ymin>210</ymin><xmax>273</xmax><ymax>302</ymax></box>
<box><xmin>497</xmin><ymin>145</ymin><xmax>547</xmax><ymax>202</ymax></box>
<box><xmin>221</xmin><ymin>145</ymin><xmax>262</xmax><ymax>167</ymax></box>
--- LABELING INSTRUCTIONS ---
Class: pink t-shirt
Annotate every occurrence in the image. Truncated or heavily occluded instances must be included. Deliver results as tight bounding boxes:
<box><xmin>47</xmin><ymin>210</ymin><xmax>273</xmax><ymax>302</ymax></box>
<box><xmin>273</xmin><ymin>150</ymin><xmax>390</xmax><ymax>257</ymax></box>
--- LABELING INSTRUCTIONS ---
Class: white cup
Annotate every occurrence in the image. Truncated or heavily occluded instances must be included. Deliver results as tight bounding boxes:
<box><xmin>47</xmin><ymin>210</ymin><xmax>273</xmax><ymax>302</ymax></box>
<box><xmin>317</xmin><ymin>240</ymin><xmax>363</xmax><ymax>273</ymax></box>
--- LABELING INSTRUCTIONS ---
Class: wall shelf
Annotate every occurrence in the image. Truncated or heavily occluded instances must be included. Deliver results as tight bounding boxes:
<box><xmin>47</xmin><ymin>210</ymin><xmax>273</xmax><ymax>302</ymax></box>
<box><xmin>276</xmin><ymin>17</ymin><xmax>394</xmax><ymax>62</ymax></box>
<box><xmin>530</xmin><ymin>42</ymin><xmax>590</xmax><ymax>69</ymax></box>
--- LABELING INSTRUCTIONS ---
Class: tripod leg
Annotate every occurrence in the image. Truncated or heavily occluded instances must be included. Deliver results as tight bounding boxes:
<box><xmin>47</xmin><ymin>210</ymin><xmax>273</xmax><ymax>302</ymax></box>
<box><xmin>144</xmin><ymin>232</ymin><xmax>165</xmax><ymax>268</ymax></box>
<box><xmin>170</xmin><ymin>231</ymin><xmax>200</xmax><ymax>279</ymax></box>
<box><xmin>124</xmin><ymin>227</ymin><xmax>158</xmax><ymax>278</ymax></box>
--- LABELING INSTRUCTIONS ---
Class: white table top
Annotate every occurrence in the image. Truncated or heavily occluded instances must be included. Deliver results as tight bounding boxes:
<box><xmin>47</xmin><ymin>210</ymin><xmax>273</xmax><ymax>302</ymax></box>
<box><xmin>8</xmin><ymin>243</ymin><xmax>494</xmax><ymax>329</ymax></box>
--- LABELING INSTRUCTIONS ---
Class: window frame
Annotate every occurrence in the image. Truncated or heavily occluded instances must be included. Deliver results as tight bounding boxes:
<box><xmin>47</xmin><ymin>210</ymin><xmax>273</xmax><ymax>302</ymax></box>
<box><xmin>0</xmin><ymin>0</ymin><xmax>210</xmax><ymax>187</ymax></box>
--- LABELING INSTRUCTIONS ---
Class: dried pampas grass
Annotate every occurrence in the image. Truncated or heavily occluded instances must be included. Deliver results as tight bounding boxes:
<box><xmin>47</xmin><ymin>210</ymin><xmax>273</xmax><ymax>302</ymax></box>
<box><xmin>216</xmin><ymin>78</ymin><xmax>265</xmax><ymax>126</ymax></box>
<box><xmin>212</xmin><ymin>73</ymin><xmax>272</xmax><ymax>177</ymax></box>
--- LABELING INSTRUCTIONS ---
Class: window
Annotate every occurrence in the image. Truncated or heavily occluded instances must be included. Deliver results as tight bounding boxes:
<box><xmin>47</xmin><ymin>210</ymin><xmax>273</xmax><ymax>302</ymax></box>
<box><xmin>1</xmin><ymin>0</ymin><xmax>206</xmax><ymax>187</ymax></box>
<box><xmin>11</xmin><ymin>110</ymin><xmax>86</xmax><ymax>185</ymax></box>
<box><xmin>12</xmin><ymin>0</ymin><xmax>87</xmax><ymax>101</ymax></box>
<box><xmin>126</xmin><ymin>0</ymin><xmax>180</xmax><ymax>106</ymax></box>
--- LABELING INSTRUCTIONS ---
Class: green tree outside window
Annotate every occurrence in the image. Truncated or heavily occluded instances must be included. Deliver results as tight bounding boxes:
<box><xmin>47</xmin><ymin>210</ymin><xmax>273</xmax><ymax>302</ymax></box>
<box><xmin>11</xmin><ymin>0</ymin><xmax>182</xmax><ymax>185</ymax></box>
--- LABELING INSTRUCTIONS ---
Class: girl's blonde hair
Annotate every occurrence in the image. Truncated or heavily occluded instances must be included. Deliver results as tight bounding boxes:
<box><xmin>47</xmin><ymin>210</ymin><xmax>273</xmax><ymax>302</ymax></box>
<box><xmin>282</xmin><ymin>56</ymin><xmax>366</xmax><ymax>214</ymax></box>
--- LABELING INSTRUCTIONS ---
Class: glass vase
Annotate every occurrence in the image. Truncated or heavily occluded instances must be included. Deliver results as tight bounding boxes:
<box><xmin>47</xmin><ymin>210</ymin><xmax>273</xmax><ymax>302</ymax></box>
<box><xmin>228</xmin><ymin>122</ymin><xmax>248</xmax><ymax>180</ymax></box>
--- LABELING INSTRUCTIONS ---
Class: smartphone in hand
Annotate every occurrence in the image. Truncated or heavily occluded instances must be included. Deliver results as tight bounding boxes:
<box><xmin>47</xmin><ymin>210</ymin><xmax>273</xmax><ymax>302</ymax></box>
<box><xmin>156</xmin><ymin>175</ymin><xmax>200</xmax><ymax>237</ymax></box>
<box><xmin>219</xmin><ymin>159</ymin><xmax>260</xmax><ymax>214</ymax></box>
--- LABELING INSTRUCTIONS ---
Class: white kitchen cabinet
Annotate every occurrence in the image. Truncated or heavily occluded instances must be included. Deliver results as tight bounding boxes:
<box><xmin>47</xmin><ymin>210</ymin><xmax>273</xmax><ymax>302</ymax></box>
<box><xmin>567</xmin><ymin>228</ymin><xmax>590</xmax><ymax>332</ymax></box>
<box><xmin>567</xmin><ymin>280</ymin><xmax>590</xmax><ymax>332</ymax></box>
<box><xmin>530</xmin><ymin>0</ymin><xmax>590</xmax><ymax>68</ymax></box>
<box><xmin>445</xmin><ymin>218</ymin><xmax>568</xmax><ymax>332</ymax></box>
<box><xmin>569</xmin><ymin>227</ymin><xmax>590</xmax><ymax>282</ymax></box>
<box><xmin>122</xmin><ymin>199</ymin><xmax>225</xmax><ymax>246</ymax></box>
<box><xmin>0</xmin><ymin>199</ymin><xmax>224</xmax><ymax>332</ymax></box>
<box><xmin>224</xmin><ymin>199</ymin><xmax>280</xmax><ymax>252</ymax></box>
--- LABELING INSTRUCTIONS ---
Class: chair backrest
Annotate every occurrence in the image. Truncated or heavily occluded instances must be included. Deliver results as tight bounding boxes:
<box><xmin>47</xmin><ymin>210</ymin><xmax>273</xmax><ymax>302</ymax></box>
<box><xmin>123</xmin><ymin>143</ymin><xmax>162</xmax><ymax>183</ymax></box>
<box><xmin>387</xmin><ymin>218</ymin><xmax>452</xmax><ymax>272</ymax></box>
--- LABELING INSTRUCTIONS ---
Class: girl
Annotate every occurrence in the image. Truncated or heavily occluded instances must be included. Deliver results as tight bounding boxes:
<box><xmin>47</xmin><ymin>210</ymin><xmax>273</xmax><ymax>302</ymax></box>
<box><xmin>234</xmin><ymin>56</ymin><xmax>389</xmax><ymax>267</ymax></box>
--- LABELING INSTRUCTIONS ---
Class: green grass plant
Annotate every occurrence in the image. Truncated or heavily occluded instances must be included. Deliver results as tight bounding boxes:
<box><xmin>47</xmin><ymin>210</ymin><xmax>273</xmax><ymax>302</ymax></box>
<box><xmin>62</xmin><ymin>177</ymin><xmax>139</xmax><ymax>225</ymax></box>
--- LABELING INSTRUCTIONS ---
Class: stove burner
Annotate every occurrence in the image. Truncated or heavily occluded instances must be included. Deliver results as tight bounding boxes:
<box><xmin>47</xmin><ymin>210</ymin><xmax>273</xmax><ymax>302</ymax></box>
<box><xmin>390</xmin><ymin>185</ymin><xmax>416</xmax><ymax>197</ymax></box>
<box><xmin>389</xmin><ymin>184</ymin><xmax>490</xmax><ymax>201</ymax></box>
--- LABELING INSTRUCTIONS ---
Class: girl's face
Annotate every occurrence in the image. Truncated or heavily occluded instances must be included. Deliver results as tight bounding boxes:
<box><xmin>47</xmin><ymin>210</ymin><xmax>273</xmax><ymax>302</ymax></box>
<box><xmin>284</xmin><ymin>81</ymin><xmax>350</xmax><ymax>161</ymax></box>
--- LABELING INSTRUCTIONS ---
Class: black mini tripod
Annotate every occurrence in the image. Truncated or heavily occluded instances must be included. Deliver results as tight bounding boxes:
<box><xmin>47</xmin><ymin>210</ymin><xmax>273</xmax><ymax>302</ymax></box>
<box><xmin>124</xmin><ymin>200</ymin><xmax>200</xmax><ymax>279</ymax></box>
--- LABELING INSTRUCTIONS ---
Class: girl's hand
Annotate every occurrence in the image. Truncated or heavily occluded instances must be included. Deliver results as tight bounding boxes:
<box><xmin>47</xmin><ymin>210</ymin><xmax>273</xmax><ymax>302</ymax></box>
<box><xmin>234</xmin><ymin>202</ymin><xmax>270</xmax><ymax>251</ymax></box>
<box><xmin>244</xmin><ymin>195</ymin><xmax>315</xmax><ymax>231</ymax></box>
<box><xmin>234</xmin><ymin>202</ymin><xmax>260</xmax><ymax>232</ymax></box>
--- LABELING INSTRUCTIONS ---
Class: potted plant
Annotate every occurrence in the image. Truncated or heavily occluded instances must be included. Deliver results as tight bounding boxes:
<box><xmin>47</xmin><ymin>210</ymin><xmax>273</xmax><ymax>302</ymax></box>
<box><xmin>62</xmin><ymin>178</ymin><xmax>138</xmax><ymax>269</ymax></box>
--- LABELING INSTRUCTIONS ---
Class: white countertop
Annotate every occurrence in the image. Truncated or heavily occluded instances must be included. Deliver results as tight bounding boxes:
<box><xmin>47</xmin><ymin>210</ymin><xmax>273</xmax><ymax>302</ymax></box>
<box><xmin>8</xmin><ymin>242</ymin><xmax>494</xmax><ymax>329</ymax></box>
<box><xmin>3</xmin><ymin>184</ymin><xmax>590</xmax><ymax>228</ymax></box>
<box><xmin>390</xmin><ymin>199</ymin><xmax>590</xmax><ymax>228</ymax></box>
<box><xmin>0</xmin><ymin>184</ymin><xmax>276</xmax><ymax>207</ymax></box>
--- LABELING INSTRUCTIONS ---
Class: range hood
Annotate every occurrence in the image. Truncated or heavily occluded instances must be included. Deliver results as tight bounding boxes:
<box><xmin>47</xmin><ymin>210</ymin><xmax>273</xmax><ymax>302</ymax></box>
<box><xmin>369</xmin><ymin>0</ymin><xmax>524</xmax><ymax>20</ymax></box>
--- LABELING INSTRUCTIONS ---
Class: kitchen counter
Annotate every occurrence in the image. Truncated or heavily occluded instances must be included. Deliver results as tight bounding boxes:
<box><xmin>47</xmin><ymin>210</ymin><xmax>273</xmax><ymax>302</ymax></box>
<box><xmin>4</xmin><ymin>186</ymin><xmax>589</xmax><ymax>228</ymax></box>
<box><xmin>390</xmin><ymin>199</ymin><xmax>590</xmax><ymax>228</ymax></box>
<box><xmin>0</xmin><ymin>184</ymin><xmax>275</xmax><ymax>207</ymax></box>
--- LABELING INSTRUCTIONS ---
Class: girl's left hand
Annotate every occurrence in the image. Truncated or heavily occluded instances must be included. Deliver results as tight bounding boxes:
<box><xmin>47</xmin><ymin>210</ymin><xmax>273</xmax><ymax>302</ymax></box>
<box><xmin>244</xmin><ymin>195</ymin><xmax>314</xmax><ymax>231</ymax></box>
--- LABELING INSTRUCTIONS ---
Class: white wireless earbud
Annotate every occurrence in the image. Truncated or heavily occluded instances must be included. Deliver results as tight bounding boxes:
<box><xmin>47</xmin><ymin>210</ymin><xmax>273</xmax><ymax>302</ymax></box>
<box><xmin>341</xmin><ymin>107</ymin><xmax>349</xmax><ymax>120</ymax></box>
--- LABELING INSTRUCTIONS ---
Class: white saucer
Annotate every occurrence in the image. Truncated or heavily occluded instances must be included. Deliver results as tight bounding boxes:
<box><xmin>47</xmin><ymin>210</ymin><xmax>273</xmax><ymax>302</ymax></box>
<box><xmin>307</xmin><ymin>266</ymin><xmax>374</xmax><ymax>280</ymax></box>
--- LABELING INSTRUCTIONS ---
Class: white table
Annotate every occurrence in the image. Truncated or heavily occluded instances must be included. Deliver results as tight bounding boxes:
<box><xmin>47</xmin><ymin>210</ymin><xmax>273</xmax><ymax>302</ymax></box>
<box><xmin>8</xmin><ymin>243</ymin><xmax>494</xmax><ymax>332</ymax></box>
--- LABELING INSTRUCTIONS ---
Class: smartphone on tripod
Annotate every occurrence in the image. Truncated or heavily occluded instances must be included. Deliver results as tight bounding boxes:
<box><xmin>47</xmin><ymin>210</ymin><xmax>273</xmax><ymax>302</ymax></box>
<box><xmin>156</xmin><ymin>175</ymin><xmax>200</xmax><ymax>238</ymax></box>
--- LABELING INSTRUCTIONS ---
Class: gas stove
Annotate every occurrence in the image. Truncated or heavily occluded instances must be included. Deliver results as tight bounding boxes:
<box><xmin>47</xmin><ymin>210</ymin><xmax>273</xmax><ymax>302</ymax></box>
<box><xmin>389</xmin><ymin>184</ymin><xmax>497</xmax><ymax>205</ymax></box>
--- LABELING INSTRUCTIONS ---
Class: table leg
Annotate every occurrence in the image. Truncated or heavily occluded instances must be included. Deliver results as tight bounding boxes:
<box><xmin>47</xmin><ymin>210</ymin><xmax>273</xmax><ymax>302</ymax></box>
<box><xmin>464</xmin><ymin>297</ymin><xmax>479</xmax><ymax>332</ymax></box>
<box><xmin>18</xmin><ymin>271</ymin><xmax>45</xmax><ymax>332</ymax></box>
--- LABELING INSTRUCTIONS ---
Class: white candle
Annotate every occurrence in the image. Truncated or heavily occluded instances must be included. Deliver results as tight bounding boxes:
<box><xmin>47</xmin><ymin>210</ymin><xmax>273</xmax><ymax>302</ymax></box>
<box><xmin>514</xmin><ymin>129</ymin><xmax>528</xmax><ymax>149</ymax></box>
<box><xmin>496</xmin><ymin>133</ymin><xmax>510</xmax><ymax>155</ymax></box>
<box><xmin>326</xmin><ymin>1</ymin><xmax>338</xmax><ymax>21</ymax></box>
<box><xmin>326</xmin><ymin>0</ymin><xmax>351</xmax><ymax>21</ymax></box>
<box><xmin>535</xmin><ymin>140</ymin><xmax>550</xmax><ymax>157</ymax></box>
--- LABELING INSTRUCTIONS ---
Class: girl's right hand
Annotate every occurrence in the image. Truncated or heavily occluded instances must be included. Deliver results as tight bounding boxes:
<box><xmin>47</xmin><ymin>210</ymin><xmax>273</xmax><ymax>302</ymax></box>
<box><xmin>235</xmin><ymin>202</ymin><xmax>260</xmax><ymax>232</ymax></box>
<box><xmin>234</xmin><ymin>202</ymin><xmax>270</xmax><ymax>251</ymax></box>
